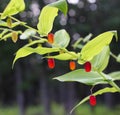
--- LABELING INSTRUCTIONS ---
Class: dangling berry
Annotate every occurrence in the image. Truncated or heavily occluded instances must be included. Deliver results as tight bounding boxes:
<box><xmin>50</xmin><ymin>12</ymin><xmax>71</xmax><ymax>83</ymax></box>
<box><xmin>11</xmin><ymin>31</ymin><xmax>18</xmax><ymax>43</ymax></box>
<box><xmin>89</xmin><ymin>95</ymin><xmax>97</xmax><ymax>106</ymax></box>
<box><xmin>48</xmin><ymin>33</ymin><xmax>54</xmax><ymax>44</ymax></box>
<box><xmin>47</xmin><ymin>58</ymin><xmax>55</xmax><ymax>69</ymax></box>
<box><xmin>84</xmin><ymin>61</ymin><xmax>91</xmax><ymax>72</ymax></box>
<box><xmin>7</xmin><ymin>17</ymin><xmax>12</xmax><ymax>28</ymax></box>
<box><xmin>69</xmin><ymin>61</ymin><xmax>76</xmax><ymax>70</ymax></box>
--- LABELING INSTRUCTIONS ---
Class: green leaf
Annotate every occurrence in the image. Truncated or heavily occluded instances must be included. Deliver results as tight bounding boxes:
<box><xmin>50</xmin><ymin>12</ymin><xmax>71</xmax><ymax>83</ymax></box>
<box><xmin>0</xmin><ymin>20</ymin><xmax>7</xmax><ymax>26</ymax></box>
<box><xmin>46</xmin><ymin>52</ymin><xmax>78</xmax><ymax>60</ymax></box>
<box><xmin>112</xmin><ymin>30</ymin><xmax>118</xmax><ymax>41</ymax></box>
<box><xmin>0</xmin><ymin>31</ymin><xmax>22</xmax><ymax>41</ymax></box>
<box><xmin>0</xmin><ymin>32</ymin><xmax>12</xmax><ymax>41</ymax></box>
<box><xmin>0</xmin><ymin>20</ymin><xmax>25</xmax><ymax>28</ymax></box>
<box><xmin>0</xmin><ymin>29</ymin><xmax>9</xmax><ymax>39</ymax></box>
<box><xmin>24</xmin><ymin>39</ymin><xmax>48</xmax><ymax>47</ymax></box>
<box><xmin>70</xmin><ymin>87</ymin><xmax>118</xmax><ymax>113</ymax></box>
<box><xmin>83</xmin><ymin>33</ymin><xmax>92</xmax><ymax>43</ymax></box>
<box><xmin>116</xmin><ymin>54</ymin><xmax>120</xmax><ymax>62</ymax></box>
<box><xmin>13</xmin><ymin>47</ymin><xmax>34</xmax><ymax>67</ymax></box>
<box><xmin>13</xmin><ymin>39</ymin><xmax>49</xmax><ymax>66</ymax></box>
<box><xmin>34</xmin><ymin>47</ymin><xmax>60</xmax><ymax>55</ymax></box>
<box><xmin>54</xmin><ymin>69</ymin><xmax>109</xmax><ymax>85</ymax></box>
<box><xmin>91</xmin><ymin>46</ymin><xmax>110</xmax><ymax>72</ymax></box>
<box><xmin>13</xmin><ymin>46</ymin><xmax>60</xmax><ymax>67</ymax></box>
<box><xmin>1</xmin><ymin>0</ymin><xmax>25</xmax><ymax>19</ymax></box>
<box><xmin>49</xmin><ymin>0</ymin><xmax>68</xmax><ymax>15</ymax></box>
<box><xmin>37</xmin><ymin>6</ymin><xmax>58</xmax><ymax>36</ymax></box>
<box><xmin>20</xmin><ymin>29</ymin><xmax>36</xmax><ymax>40</ymax></box>
<box><xmin>37</xmin><ymin>0</ymin><xmax>68</xmax><ymax>36</ymax></box>
<box><xmin>109</xmin><ymin>71</ymin><xmax>120</xmax><ymax>81</ymax></box>
<box><xmin>72</xmin><ymin>38</ymin><xmax>83</xmax><ymax>49</ymax></box>
<box><xmin>78</xmin><ymin>31</ymin><xmax>117</xmax><ymax>64</ymax></box>
<box><xmin>52</xmin><ymin>29</ymin><xmax>70</xmax><ymax>48</ymax></box>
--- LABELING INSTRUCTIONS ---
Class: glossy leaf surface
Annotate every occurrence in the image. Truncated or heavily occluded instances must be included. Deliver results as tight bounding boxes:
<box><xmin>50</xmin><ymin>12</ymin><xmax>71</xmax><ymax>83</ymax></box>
<box><xmin>52</xmin><ymin>29</ymin><xmax>70</xmax><ymax>48</ymax></box>
<box><xmin>54</xmin><ymin>69</ymin><xmax>109</xmax><ymax>85</ymax></box>
<box><xmin>91</xmin><ymin>46</ymin><xmax>110</xmax><ymax>72</ymax></box>
<box><xmin>109</xmin><ymin>71</ymin><xmax>120</xmax><ymax>81</ymax></box>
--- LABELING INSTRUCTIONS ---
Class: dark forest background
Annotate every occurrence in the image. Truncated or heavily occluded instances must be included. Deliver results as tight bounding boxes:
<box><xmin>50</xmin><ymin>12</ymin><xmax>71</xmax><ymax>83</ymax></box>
<box><xmin>0</xmin><ymin>0</ymin><xmax>120</xmax><ymax>115</ymax></box>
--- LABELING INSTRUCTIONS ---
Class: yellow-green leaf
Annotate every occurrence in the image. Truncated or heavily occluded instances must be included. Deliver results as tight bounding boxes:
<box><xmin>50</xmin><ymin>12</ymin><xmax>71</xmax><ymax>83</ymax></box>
<box><xmin>37</xmin><ymin>0</ymin><xmax>68</xmax><ymax>36</ymax></box>
<box><xmin>54</xmin><ymin>69</ymin><xmax>109</xmax><ymax>85</ymax></box>
<box><xmin>52</xmin><ymin>29</ymin><xmax>70</xmax><ymax>48</ymax></box>
<box><xmin>13</xmin><ymin>47</ymin><xmax>34</xmax><ymax>67</ymax></box>
<box><xmin>78</xmin><ymin>31</ymin><xmax>117</xmax><ymax>64</ymax></box>
<box><xmin>1</xmin><ymin>0</ymin><xmax>25</xmax><ymax>19</ymax></box>
<box><xmin>0</xmin><ymin>20</ymin><xmax>24</xmax><ymax>28</ymax></box>
<box><xmin>109</xmin><ymin>71</ymin><xmax>120</xmax><ymax>81</ymax></box>
<box><xmin>49</xmin><ymin>0</ymin><xmax>68</xmax><ymax>15</ymax></box>
<box><xmin>91</xmin><ymin>46</ymin><xmax>110</xmax><ymax>72</ymax></box>
<box><xmin>0</xmin><ymin>31</ymin><xmax>22</xmax><ymax>41</ymax></box>
<box><xmin>46</xmin><ymin>52</ymin><xmax>78</xmax><ymax>60</ymax></box>
<box><xmin>37</xmin><ymin>6</ymin><xmax>58</xmax><ymax>36</ymax></box>
<box><xmin>13</xmin><ymin>46</ymin><xmax>60</xmax><ymax>67</ymax></box>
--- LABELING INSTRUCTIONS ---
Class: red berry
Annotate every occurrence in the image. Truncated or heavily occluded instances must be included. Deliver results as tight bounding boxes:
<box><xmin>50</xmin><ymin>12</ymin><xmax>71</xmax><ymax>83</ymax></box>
<box><xmin>48</xmin><ymin>33</ymin><xmax>54</xmax><ymax>44</ymax></box>
<box><xmin>47</xmin><ymin>58</ymin><xmax>55</xmax><ymax>69</ymax></box>
<box><xmin>69</xmin><ymin>61</ymin><xmax>76</xmax><ymax>70</ymax></box>
<box><xmin>89</xmin><ymin>95</ymin><xmax>96</xmax><ymax>106</ymax></box>
<box><xmin>84</xmin><ymin>61</ymin><xmax>91</xmax><ymax>72</ymax></box>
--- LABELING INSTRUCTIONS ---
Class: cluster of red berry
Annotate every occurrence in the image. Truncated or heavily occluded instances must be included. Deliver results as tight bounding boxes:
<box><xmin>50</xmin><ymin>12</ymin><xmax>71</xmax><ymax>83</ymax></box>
<box><xmin>47</xmin><ymin>33</ymin><xmax>55</xmax><ymax>69</ymax></box>
<box><xmin>47</xmin><ymin>33</ymin><xmax>96</xmax><ymax>106</ymax></box>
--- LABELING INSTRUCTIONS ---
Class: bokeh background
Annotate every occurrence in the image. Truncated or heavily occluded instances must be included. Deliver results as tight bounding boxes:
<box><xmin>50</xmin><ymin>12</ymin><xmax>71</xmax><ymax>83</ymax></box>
<box><xmin>0</xmin><ymin>0</ymin><xmax>120</xmax><ymax>115</ymax></box>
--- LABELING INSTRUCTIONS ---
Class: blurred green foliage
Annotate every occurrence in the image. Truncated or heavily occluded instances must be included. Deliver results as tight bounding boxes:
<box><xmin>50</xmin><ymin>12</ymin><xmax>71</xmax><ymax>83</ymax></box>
<box><xmin>0</xmin><ymin>103</ymin><xmax>120</xmax><ymax>115</ymax></box>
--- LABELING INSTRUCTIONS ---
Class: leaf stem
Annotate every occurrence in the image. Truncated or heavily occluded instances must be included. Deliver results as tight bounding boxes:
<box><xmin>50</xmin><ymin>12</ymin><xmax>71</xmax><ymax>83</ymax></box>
<box><xmin>110</xmin><ymin>52</ymin><xmax>117</xmax><ymax>60</ymax></box>
<box><xmin>0</xmin><ymin>27</ymin><xmax>13</xmax><ymax>32</ymax></box>
<box><xmin>9</xmin><ymin>16</ymin><xmax>39</xmax><ymax>33</ymax></box>
<box><xmin>60</xmin><ymin>48</ymin><xmax>78</xmax><ymax>59</ymax></box>
<box><xmin>98</xmin><ymin>71</ymin><xmax>120</xmax><ymax>92</ymax></box>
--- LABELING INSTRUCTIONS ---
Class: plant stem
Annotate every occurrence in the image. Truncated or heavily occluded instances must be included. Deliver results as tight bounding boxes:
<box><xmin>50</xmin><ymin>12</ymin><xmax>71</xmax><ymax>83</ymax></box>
<box><xmin>98</xmin><ymin>71</ymin><xmax>120</xmax><ymax>92</ymax></box>
<box><xmin>0</xmin><ymin>12</ymin><xmax>39</xmax><ymax>33</ymax></box>
<box><xmin>110</xmin><ymin>52</ymin><xmax>117</xmax><ymax>60</ymax></box>
<box><xmin>9</xmin><ymin>16</ymin><xmax>39</xmax><ymax>33</ymax></box>
<box><xmin>72</xmin><ymin>38</ymin><xmax>83</xmax><ymax>49</ymax></box>
<box><xmin>109</xmin><ymin>81</ymin><xmax>120</xmax><ymax>92</ymax></box>
<box><xmin>60</xmin><ymin>48</ymin><xmax>78</xmax><ymax>59</ymax></box>
<box><xmin>98</xmin><ymin>71</ymin><xmax>107</xmax><ymax>80</ymax></box>
<box><xmin>31</xmin><ymin>35</ymin><xmax>41</xmax><ymax>39</ymax></box>
<box><xmin>0</xmin><ymin>27</ymin><xmax>13</xmax><ymax>32</ymax></box>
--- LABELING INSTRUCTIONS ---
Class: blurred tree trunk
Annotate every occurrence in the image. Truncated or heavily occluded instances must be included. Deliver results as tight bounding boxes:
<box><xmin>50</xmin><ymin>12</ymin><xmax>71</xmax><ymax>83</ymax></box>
<box><xmin>25</xmin><ymin>62</ymin><xmax>34</xmax><ymax>105</ymax></box>
<box><xmin>64</xmin><ymin>83</ymin><xmax>76</xmax><ymax>115</ymax></box>
<box><xmin>0</xmin><ymin>72</ymin><xmax>2</xmax><ymax>103</ymax></box>
<box><xmin>104</xmin><ymin>92</ymin><xmax>114</xmax><ymax>108</ymax></box>
<box><xmin>39</xmin><ymin>61</ymin><xmax>51</xmax><ymax>115</ymax></box>
<box><xmin>15</xmin><ymin>64</ymin><xmax>25</xmax><ymax>115</ymax></box>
